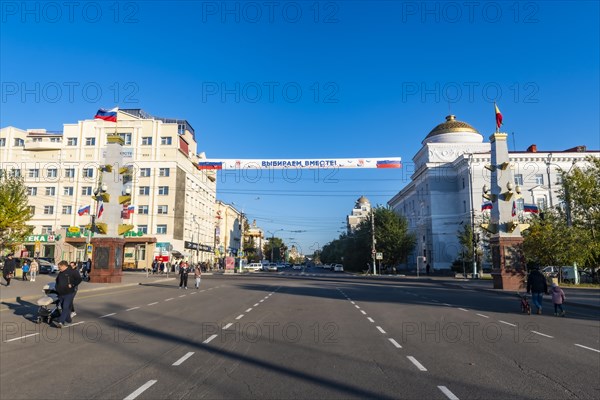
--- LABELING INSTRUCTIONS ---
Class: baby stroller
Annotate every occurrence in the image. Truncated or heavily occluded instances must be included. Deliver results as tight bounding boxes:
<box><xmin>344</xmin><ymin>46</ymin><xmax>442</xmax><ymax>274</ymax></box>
<box><xmin>35</xmin><ymin>282</ymin><xmax>61</xmax><ymax>324</ymax></box>
<box><xmin>518</xmin><ymin>292</ymin><xmax>531</xmax><ymax>315</ymax></box>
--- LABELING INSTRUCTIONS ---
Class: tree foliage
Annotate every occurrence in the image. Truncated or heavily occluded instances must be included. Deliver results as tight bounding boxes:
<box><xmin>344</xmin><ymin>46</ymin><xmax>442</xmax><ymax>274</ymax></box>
<box><xmin>0</xmin><ymin>173</ymin><xmax>33</xmax><ymax>253</ymax></box>
<box><xmin>263</xmin><ymin>236</ymin><xmax>286</xmax><ymax>262</ymax></box>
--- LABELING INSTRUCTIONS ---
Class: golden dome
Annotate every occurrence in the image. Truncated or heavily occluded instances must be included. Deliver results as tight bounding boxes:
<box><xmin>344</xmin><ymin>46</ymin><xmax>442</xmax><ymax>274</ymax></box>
<box><xmin>357</xmin><ymin>196</ymin><xmax>370</xmax><ymax>204</ymax></box>
<box><xmin>425</xmin><ymin>115</ymin><xmax>480</xmax><ymax>140</ymax></box>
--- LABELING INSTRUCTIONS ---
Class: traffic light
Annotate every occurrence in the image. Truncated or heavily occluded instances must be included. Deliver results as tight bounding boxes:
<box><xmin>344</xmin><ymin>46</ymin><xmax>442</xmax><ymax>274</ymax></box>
<box><xmin>118</xmin><ymin>224</ymin><xmax>134</xmax><ymax>235</ymax></box>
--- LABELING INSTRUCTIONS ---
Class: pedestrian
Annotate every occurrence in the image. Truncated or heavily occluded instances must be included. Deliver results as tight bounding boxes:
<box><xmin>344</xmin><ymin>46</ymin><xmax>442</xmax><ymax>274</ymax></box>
<box><xmin>550</xmin><ymin>282</ymin><xmax>566</xmax><ymax>316</ymax></box>
<box><xmin>426</xmin><ymin>263</ymin><xmax>431</xmax><ymax>275</ymax></box>
<box><xmin>54</xmin><ymin>260</ymin><xmax>82</xmax><ymax>328</ymax></box>
<box><xmin>194</xmin><ymin>263</ymin><xmax>202</xmax><ymax>289</ymax></box>
<box><xmin>2</xmin><ymin>254</ymin><xmax>17</xmax><ymax>286</ymax></box>
<box><xmin>22</xmin><ymin>259</ymin><xmax>30</xmax><ymax>281</ymax></box>
<box><xmin>179</xmin><ymin>261</ymin><xmax>189</xmax><ymax>289</ymax></box>
<box><xmin>30</xmin><ymin>258</ymin><xmax>39</xmax><ymax>282</ymax></box>
<box><xmin>68</xmin><ymin>261</ymin><xmax>82</xmax><ymax>318</ymax></box>
<box><xmin>527</xmin><ymin>266</ymin><xmax>548</xmax><ymax>314</ymax></box>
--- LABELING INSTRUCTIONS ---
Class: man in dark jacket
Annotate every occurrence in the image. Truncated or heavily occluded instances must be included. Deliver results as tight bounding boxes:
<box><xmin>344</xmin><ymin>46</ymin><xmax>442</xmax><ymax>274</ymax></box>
<box><xmin>54</xmin><ymin>260</ymin><xmax>82</xmax><ymax>328</ymax></box>
<box><xmin>527</xmin><ymin>267</ymin><xmax>548</xmax><ymax>314</ymax></box>
<box><xmin>2</xmin><ymin>254</ymin><xmax>17</xmax><ymax>286</ymax></box>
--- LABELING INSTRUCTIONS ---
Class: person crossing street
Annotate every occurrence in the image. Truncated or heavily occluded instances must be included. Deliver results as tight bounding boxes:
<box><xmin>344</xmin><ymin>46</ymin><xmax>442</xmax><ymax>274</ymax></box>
<box><xmin>179</xmin><ymin>261</ymin><xmax>190</xmax><ymax>289</ymax></box>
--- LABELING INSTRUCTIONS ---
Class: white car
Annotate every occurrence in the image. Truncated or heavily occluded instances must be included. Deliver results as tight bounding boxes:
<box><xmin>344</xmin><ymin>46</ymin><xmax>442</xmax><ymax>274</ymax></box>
<box><xmin>245</xmin><ymin>263</ymin><xmax>263</xmax><ymax>271</ymax></box>
<box><xmin>292</xmin><ymin>264</ymin><xmax>302</xmax><ymax>270</ymax></box>
<box><xmin>333</xmin><ymin>264</ymin><xmax>344</xmax><ymax>272</ymax></box>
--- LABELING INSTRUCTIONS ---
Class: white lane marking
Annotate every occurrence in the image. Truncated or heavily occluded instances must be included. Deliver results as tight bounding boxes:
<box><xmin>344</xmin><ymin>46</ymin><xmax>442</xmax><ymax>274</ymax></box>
<box><xmin>165</xmin><ymin>298</ymin><xmax>174</xmax><ymax>302</ymax></box>
<box><xmin>407</xmin><ymin>356</ymin><xmax>427</xmax><ymax>371</ymax></box>
<box><xmin>476</xmin><ymin>313</ymin><xmax>490</xmax><ymax>318</ymax></box>
<box><xmin>126</xmin><ymin>307</ymin><xmax>140</xmax><ymax>311</ymax></box>
<box><xmin>367</xmin><ymin>317</ymin><xmax>375</xmax><ymax>323</ymax></box>
<box><xmin>531</xmin><ymin>331</ymin><xmax>554</xmax><ymax>338</ymax></box>
<box><xmin>236</xmin><ymin>314</ymin><xmax>244</xmax><ymax>320</ymax></box>
<box><xmin>438</xmin><ymin>385</ymin><xmax>460</xmax><ymax>400</ymax></box>
<box><xmin>69</xmin><ymin>321</ymin><xmax>85</xmax><ymax>327</ymax></box>
<box><xmin>259</xmin><ymin>300</ymin><xmax>264</xmax><ymax>303</ymax></box>
<box><xmin>388</xmin><ymin>338</ymin><xmax>402</xmax><ymax>348</ymax></box>
<box><xmin>147</xmin><ymin>302</ymin><xmax>158</xmax><ymax>306</ymax></box>
<box><xmin>499</xmin><ymin>320</ymin><xmax>517</xmax><ymax>327</ymax></box>
<box><xmin>179</xmin><ymin>295</ymin><xmax>186</xmax><ymax>298</ymax></box>
<box><xmin>172</xmin><ymin>352</ymin><xmax>194</xmax><ymax>366</ymax></box>
<box><xmin>376</xmin><ymin>326</ymin><xmax>386</xmax><ymax>334</ymax></box>
<box><xmin>254</xmin><ymin>303</ymin><xmax>259</xmax><ymax>307</ymax></box>
<box><xmin>355</xmin><ymin>305</ymin><xmax>361</xmax><ymax>309</ymax></box>
<box><xmin>458</xmin><ymin>308</ymin><xmax>469</xmax><ymax>312</ymax></box>
<box><xmin>245</xmin><ymin>308</ymin><xmax>253</xmax><ymax>312</ymax></box>
<box><xmin>203</xmin><ymin>334</ymin><xmax>218</xmax><ymax>344</ymax></box>
<box><xmin>124</xmin><ymin>380</ymin><xmax>157</xmax><ymax>400</ymax></box>
<box><xmin>360</xmin><ymin>310</ymin><xmax>367</xmax><ymax>315</ymax></box>
<box><xmin>350</xmin><ymin>301</ymin><xmax>355</xmax><ymax>304</ymax></box>
<box><xmin>223</xmin><ymin>323</ymin><xmax>233</xmax><ymax>330</ymax></box>
<box><xmin>4</xmin><ymin>333</ymin><xmax>39</xmax><ymax>343</ymax></box>
<box><xmin>574</xmin><ymin>344</ymin><xmax>600</xmax><ymax>353</ymax></box>
<box><xmin>100</xmin><ymin>313</ymin><xmax>116</xmax><ymax>318</ymax></box>
<box><xmin>190</xmin><ymin>292</ymin><xmax>197</xmax><ymax>295</ymax></box>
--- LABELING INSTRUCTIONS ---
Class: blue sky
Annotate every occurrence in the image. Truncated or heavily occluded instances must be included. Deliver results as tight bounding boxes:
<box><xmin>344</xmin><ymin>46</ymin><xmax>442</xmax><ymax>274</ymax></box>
<box><xmin>1</xmin><ymin>1</ymin><xmax>599</xmax><ymax>254</ymax></box>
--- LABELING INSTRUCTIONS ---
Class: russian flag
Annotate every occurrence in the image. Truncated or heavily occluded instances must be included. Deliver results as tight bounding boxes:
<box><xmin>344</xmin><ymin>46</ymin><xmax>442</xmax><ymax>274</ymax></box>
<box><xmin>524</xmin><ymin>204</ymin><xmax>539</xmax><ymax>214</ymax></box>
<box><xmin>197</xmin><ymin>162</ymin><xmax>223</xmax><ymax>170</ymax></box>
<box><xmin>97</xmin><ymin>201</ymin><xmax>104</xmax><ymax>218</ymax></box>
<box><xmin>376</xmin><ymin>160</ymin><xmax>402</xmax><ymax>169</ymax></box>
<box><xmin>481</xmin><ymin>202</ymin><xmax>493</xmax><ymax>211</ymax></box>
<box><xmin>78</xmin><ymin>205</ymin><xmax>90</xmax><ymax>216</ymax></box>
<box><xmin>128</xmin><ymin>205</ymin><xmax>135</xmax><ymax>216</ymax></box>
<box><xmin>94</xmin><ymin>107</ymin><xmax>118</xmax><ymax>122</ymax></box>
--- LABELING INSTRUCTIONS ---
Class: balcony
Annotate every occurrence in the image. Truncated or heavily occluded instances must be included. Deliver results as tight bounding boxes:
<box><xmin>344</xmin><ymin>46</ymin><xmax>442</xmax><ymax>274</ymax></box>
<box><xmin>24</xmin><ymin>140</ymin><xmax>63</xmax><ymax>151</ymax></box>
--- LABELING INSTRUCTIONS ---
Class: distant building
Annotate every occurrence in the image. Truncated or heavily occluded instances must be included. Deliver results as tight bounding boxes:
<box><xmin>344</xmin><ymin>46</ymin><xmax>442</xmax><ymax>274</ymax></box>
<box><xmin>388</xmin><ymin>114</ymin><xmax>599</xmax><ymax>271</ymax></box>
<box><xmin>347</xmin><ymin>196</ymin><xmax>371</xmax><ymax>233</ymax></box>
<box><xmin>0</xmin><ymin>109</ymin><xmax>217</xmax><ymax>268</ymax></box>
<box><xmin>215</xmin><ymin>201</ymin><xmax>246</xmax><ymax>259</ymax></box>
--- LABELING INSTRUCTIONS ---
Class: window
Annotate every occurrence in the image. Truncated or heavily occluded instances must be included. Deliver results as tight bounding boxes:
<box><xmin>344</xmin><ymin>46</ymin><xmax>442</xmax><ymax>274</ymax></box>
<box><xmin>160</xmin><ymin>137</ymin><xmax>172</xmax><ymax>145</ymax></box>
<box><xmin>157</xmin><ymin>205</ymin><xmax>168</xmax><ymax>214</ymax></box>
<box><xmin>11</xmin><ymin>169</ymin><xmax>21</xmax><ymax>177</ymax></box>
<box><xmin>45</xmin><ymin>187</ymin><xmax>56</xmax><ymax>196</ymax></box>
<box><xmin>516</xmin><ymin>198</ymin><xmax>524</xmax><ymax>212</ymax></box>
<box><xmin>83</xmin><ymin>168</ymin><xmax>94</xmax><ymax>178</ymax></box>
<box><xmin>43</xmin><ymin>206</ymin><xmax>54</xmax><ymax>215</ymax></box>
<box><xmin>138</xmin><ymin>205</ymin><xmax>149</xmax><ymax>214</ymax></box>
<box><xmin>536</xmin><ymin>197</ymin><xmax>547</xmax><ymax>211</ymax></box>
<box><xmin>119</xmin><ymin>133</ymin><xmax>132</xmax><ymax>145</ymax></box>
<box><xmin>514</xmin><ymin>174</ymin><xmax>523</xmax><ymax>186</ymax></box>
<box><xmin>139</xmin><ymin>186</ymin><xmax>150</xmax><ymax>196</ymax></box>
<box><xmin>158</xmin><ymin>186</ymin><xmax>169</xmax><ymax>195</ymax></box>
<box><xmin>50</xmin><ymin>137</ymin><xmax>61</xmax><ymax>143</ymax></box>
<box><xmin>62</xmin><ymin>205</ymin><xmax>72</xmax><ymax>215</ymax></box>
<box><xmin>63</xmin><ymin>186</ymin><xmax>74</xmax><ymax>196</ymax></box>
<box><xmin>156</xmin><ymin>224</ymin><xmax>167</xmax><ymax>234</ymax></box>
<box><xmin>85</xmin><ymin>137</ymin><xmax>96</xmax><ymax>146</ymax></box>
<box><xmin>0</xmin><ymin>138</ymin><xmax>5</xmax><ymax>147</ymax></box>
<box><xmin>159</xmin><ymin>168</ymin><xmax>170</xmax><ymax>177</ymax></box>
<box><xmin>14</xmin><ymin>138</ymin><xmax>24</xmax><ymax>146</ymax></box>
<box><xmin>41</xmin><ymin>225</ymin><xmax>53</xmax><ymax>234</ymax></box>
<box><xmin>32</xmin><ymin>137</ymin><xmax>42</xmax><ymax>142</ymax></box>
<box><xmin>140</xmin><ymin>168</ymin><xmax>151</xmax><ymax>177</ymax></box>
<box><xmin>27</xmin><ymin>187</ymin><xmax>37</xmax><ymax>196</ymax></box>
<box><xmin>65</xmin><ymin>168</ymin><xmax>75</xmax><ymax>178</ymax></box>
<box><xmin>556</xmin><ymin>175</ymin><xmax>563</xmax><ymax>185</ymax></box>
<box><xmin>138</xmin><ymin>225</ymin><xmax>148</xmax><ymax>234</ymax></box>
<box><xmin>81</xmin><ymin>186</ymin><xmax>92</xmax><ymax>196</ymax></box>
<box><xmin>29</xmin><ymin>169</ymin><xmax>40</xmax><ymax>178</ymax></box>
<box><xmin>141</xmin><ymin>137</ymin><xmax>152</xmax><ymax>145</ymax></box>
<box><xmin>67</xmin><ymin>138</ymin><xmax>78</xmax><ymax>146</ymax></box>
<box><xmin>534</xmin><ymin>174</ymin><xmax>544</xmax><ymax>185</ymax></box>
<box><xmin>47</xmin><ymin>168</ymin><xmax>58</xmax><ymax>178</ymax></box>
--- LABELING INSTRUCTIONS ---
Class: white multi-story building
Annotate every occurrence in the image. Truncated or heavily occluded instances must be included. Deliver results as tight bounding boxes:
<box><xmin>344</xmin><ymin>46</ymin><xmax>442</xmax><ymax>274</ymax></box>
<box><xmin>388</xmin><ymin>114</ymin><xmax>599</xmax><ymax>271</ymax></box>
<box><xmin>214</xmin><ymin>201</ymin><xmax>246</xmax><ymax>261</ymax></box>
<box><xmin>0</xmin><ymin>109</ymin><xmax>217</xmax><ymax>268</ymax></box>
<box><xmin>347</xmin><ymin>196</ymin><xmax>371</xmax><ymax>233</ymax></box>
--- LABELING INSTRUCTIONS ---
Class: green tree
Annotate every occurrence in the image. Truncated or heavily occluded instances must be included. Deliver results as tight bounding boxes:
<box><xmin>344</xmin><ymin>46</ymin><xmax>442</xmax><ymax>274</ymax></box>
<box><xmin>0</xmin><ymin>173</ymin><xmax>33</xmax><ymax>254</ymax></box>
<box><xmin>263</xmin><ymin>237</ymin><xmax>285</xmax><ymax>262</ymax></box>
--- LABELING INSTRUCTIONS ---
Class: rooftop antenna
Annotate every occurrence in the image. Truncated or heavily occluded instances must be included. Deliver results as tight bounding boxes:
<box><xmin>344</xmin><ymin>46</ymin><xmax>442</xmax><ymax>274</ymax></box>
<box><xmin>511</xmin><ymin>131</ymin><xmax>516</xmax><ymax>151</ymax></box>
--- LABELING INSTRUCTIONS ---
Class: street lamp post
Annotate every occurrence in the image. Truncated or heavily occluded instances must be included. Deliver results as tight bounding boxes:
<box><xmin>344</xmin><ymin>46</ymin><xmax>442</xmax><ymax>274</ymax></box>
<box><xmin>467</xmin><ymin>154</ymin><xmax>478</xmax><ymax>278</ymax></box>
<box><xmin>546</xmin><ymin>153</ymin><xmax>554</xmax><ymax>208</ymax></box>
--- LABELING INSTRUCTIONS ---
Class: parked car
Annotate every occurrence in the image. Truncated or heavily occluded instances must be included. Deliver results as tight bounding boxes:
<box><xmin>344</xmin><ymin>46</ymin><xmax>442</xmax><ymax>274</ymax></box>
<box><xmin>267</xmin><ymin>263</ymin><xmax>278</xmax><ymax>272</ymax></box>
<box><xmin>333</xmin><ymin>264</ymin><xmax>344</xmax><ymax>272</ymax></box>
<box><xmin>37</xmin><ymin>260</ymin><xmax>55</xmax><ymax>274</ymax></box>
<box><xmin>244</xmin><ymin>263</ymin><xmax>263</xmax><ymax>271</ymax></box>
<box><xmin>292</xmin><ymin>264</ymin><xmax>302</xmax><ymax>270</ymax></box>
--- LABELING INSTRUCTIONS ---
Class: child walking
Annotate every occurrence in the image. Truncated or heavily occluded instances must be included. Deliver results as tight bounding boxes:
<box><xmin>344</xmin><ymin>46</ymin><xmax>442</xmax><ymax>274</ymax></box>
<box><xmin>551</xmin><ymin>282</ymin><xmax>566</xmax><ymax>317</ymax></box>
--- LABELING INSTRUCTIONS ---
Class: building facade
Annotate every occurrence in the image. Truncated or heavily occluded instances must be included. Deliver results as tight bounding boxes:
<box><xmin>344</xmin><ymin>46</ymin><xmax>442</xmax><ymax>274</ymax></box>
<box><xmin>388</xmin><ymin>115</ymin><xmax>599</xmax><ymax>271</ymax></box>
<box><xmin>0</xmin><ymin>109</ymin><xmax>217</xmax><ymax>268</ymax></box>
<box><xmin>214</xmin><ymin>201</ymin><xmax>246</xmax><ymax>262</ymax></box>
<box><xmin>347</xmin><ymin>196</ymin><xmax>371</xmax><ymax>233</ymax></box>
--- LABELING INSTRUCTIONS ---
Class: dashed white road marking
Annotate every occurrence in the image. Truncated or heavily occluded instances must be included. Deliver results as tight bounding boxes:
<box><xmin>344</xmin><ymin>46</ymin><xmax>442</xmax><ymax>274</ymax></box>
<box><xmin>126</xmin><ymin>307</ymin><xmax>140</xmax><ymax>311</ymax></box>
<box><xmin>172</xmin><ymin>352</ymin><xmax>194</xmax><ymax>366</ymax></box>
<box><xmin>254</xmin><ymin>303</ymin><xmax>259</xmax><ymax>307</ymax></box>
<box><xmin>360</xmin><ymin>310</ymin><xmax>367</xmax><ymax>315</ymax></box>
<box><xmin>367</xmin><ymin>317</ymin><xmax>375</xmax><ymax>323</ymax></box>
<box><xmin>147</xmin><ymin>302</ymin><xmax>158</xmax><ymax>306</ymax></box>
<box><xmin>189</xmin><ymin>292</ymin><xmax>197</xmax><ymax>295</ymax></box>
<box><xmin>124</xmin><ymin>380</ymin><xmax>157</xmax><ymax>400</ymax></box>
<box><xmin>574</xmin><ymin>344</ymin><xmax>600</xmax><ymax>353</ymax></box>
<box><xmin>354</xmin><ymin>305</ymin><xmax>360</xmax><ymax>309</ymax></box>
<box><xmin>178</xmin><ymin>295</ymin><xmax>186</xmax><ymax>298</ymax></box>
<box><xmin>388</xmin><ymin>338</ymin><xmax>402</xmax><ymax>348</ymax></box>
<box><xmin>236</xmin><ymin>314</ymin><xmax>244</xmax><ymax>320</ymax></box>
<box><xmin>69</xmin><ymin>321</ymin><xmax>85</xmax><ymax>327</ymax></box>
<box><xmin>223</xmin><ymin>323</ymin><xmax>233</xmax><ymax>330</ymax></box>
<box><xmin>531</xmin><ymin>331</ymin><xmax>554</xmax><ymax>338</ymax></box>
<box><xmin>476</xmin><ymin>313</ymin><xmax>490</xmax><ymax>318</ymax></box>
<box><xmin>245</xmin><ymin>308</ymin><xmax>253</xmax><ymax>312</ymax></box>
<box><xmin>376</xmin><ymin>326</ymin><xmax>386</xmax><ymax>334</ymax></box>
<box><xmin>4</xmin><ymin>333</ymin><xmax>39</xmax><ymax>343</ymax></box>
<box><xmin>407</xmin><ymin>356</ymin><xmax>427</xmax><ymax>371</ymax></box>
<box><xmin>203</xmin><ymin>334</ymin><xmax>218</xmax><ymax>344</ymax></box>
<box><xmin>259</xmin><ymin>299</ymin><xmax>264</xmax><ymax>302</ymax></box>
<box><xmin>100</xmin><ymin>313</ymin><xmax>116</xmax><ymax>318</ymax></box>
<box><xmin>438</xmin><ymin>385</ymin><xmax>460</xmax><ymax>400</ymax></box>
<box><xmin>350</xmin><ymin>301</ymin><xmax>355</xmax><ymax>304</ymax></box>
<box><xmin>165</xmin><ymin>298</ymin><xmax>174</xmax><ymax>302</ymax></box>
<box><xmin>458</xmin><ymin>308</ymin><xmax>469</xmax><ymax>312</ymax></box>
<box><xmin>499</xmin><ymin>320</ymin><xmax>517</xmax><ymax>327</ymax></box>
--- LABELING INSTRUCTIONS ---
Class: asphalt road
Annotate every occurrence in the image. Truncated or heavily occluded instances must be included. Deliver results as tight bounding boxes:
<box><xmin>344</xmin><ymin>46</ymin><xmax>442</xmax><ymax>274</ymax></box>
<box><xmin>1</xmin><ymin>267</ymin><xmax>599</xmax><ymax>399</ymax></box>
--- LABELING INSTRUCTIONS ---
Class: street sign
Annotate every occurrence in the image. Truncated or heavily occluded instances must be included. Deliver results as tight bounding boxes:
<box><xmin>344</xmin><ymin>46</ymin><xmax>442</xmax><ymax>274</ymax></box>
<box><xmin>376</xmin><ymin>252</ymin><xmax>383</xmax><ymax>260</ymax></box>
<box><xmin>86</xmin><ymin>244</ymin><xmax>93</xmax><ymax>255</ymax></box>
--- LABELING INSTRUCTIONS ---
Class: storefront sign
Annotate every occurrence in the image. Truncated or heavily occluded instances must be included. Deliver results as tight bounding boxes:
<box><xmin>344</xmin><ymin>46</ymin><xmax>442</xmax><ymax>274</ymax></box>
<box><xmin>26</xmin><ymin>235</ymin><xmax>56</xmax><ymax>243</ymax></box>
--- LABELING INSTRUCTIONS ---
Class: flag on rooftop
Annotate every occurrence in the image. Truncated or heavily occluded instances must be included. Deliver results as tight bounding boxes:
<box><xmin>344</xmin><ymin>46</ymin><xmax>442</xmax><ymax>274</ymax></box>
<box><xmin>495</xmin><ymin>103</ymin><xmax>503</xmax><ymax>131</ymax></box>
<box><xmin>94</xmin><ymin>107</ymin><xmax>118</xmax><ymax>122</ymax></box>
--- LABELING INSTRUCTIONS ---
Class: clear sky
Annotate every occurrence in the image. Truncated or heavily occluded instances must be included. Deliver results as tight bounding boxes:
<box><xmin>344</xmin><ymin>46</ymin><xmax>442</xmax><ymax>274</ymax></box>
<box><xmin>1</xmin><ymin>1</ymin><xmax>599</xmax><ymax>254</ymax></box>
